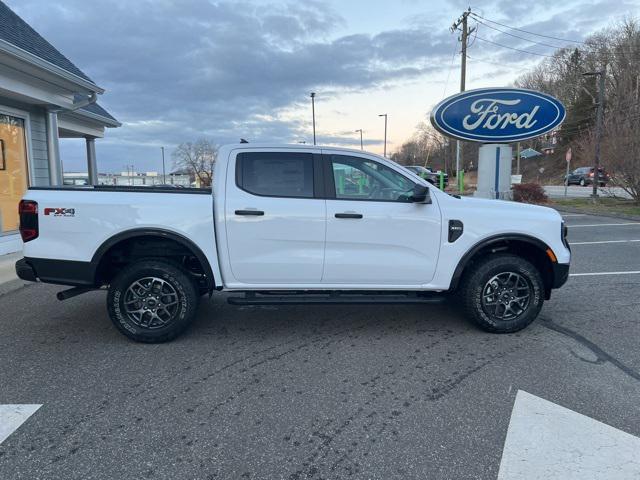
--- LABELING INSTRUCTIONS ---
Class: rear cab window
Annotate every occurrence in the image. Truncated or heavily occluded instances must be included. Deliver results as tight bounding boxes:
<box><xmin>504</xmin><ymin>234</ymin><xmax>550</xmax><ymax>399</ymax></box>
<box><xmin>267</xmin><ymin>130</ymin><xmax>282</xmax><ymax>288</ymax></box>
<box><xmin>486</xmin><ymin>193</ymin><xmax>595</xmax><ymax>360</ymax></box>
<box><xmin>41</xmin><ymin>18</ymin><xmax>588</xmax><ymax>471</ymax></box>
<box><xmin>236</xmin><ymin>152</ymin><xmax>314</xmax><ymax>198</ymax></box>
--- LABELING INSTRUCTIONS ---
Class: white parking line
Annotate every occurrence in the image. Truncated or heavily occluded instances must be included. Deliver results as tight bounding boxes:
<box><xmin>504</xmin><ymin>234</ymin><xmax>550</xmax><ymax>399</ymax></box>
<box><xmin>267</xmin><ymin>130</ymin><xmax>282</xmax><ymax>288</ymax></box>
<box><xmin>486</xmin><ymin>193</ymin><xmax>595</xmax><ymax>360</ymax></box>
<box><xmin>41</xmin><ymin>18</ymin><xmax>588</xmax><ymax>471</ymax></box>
<box><xmin>566</xmin><ymin>223</ymin><xmax>640</xmax><ymax>228</ymax></box>
<box><xmin>570</xmin><ymin>271</ymin><xmax>640</xmax><ymax>277</ymax></box>
<box><xmin>0</xmin><ymin>404</ymin><xmax>41</xmax><ymax>445</ymax></box>
<box><xmin>571</xmin><ymin>239</ymin><xmax>640</xmax><ymax>245</ymax></box>
<box><xmin>561</xmin><ymin>214</ymin><xmax>587</xmax><ymax>217</ymax></box>
<box><xmin>498</xmin><ymin>391</ymin><xmax>640</xmax><ymax>479</ymax></box>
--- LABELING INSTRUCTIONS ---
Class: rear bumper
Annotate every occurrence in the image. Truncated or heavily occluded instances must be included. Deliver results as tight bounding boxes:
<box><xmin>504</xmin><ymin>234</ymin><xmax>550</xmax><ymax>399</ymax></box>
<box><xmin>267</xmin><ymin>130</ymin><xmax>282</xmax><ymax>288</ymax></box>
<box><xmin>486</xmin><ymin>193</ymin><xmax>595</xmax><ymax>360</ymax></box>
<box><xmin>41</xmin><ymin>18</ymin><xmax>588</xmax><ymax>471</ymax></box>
<box><xmin>552</xmin><ymin>263</ymin><xmax>570</xmax><ymax>289</ymax></box>
<box><xmin>15</xmin><ymin>258</ymin><xmax>38</xmax><ymax>282</ymax></box>
<box><xmin>15</xmin><ymin>257</ymin><xmax>95</xmax><ymax>286</ymax></box>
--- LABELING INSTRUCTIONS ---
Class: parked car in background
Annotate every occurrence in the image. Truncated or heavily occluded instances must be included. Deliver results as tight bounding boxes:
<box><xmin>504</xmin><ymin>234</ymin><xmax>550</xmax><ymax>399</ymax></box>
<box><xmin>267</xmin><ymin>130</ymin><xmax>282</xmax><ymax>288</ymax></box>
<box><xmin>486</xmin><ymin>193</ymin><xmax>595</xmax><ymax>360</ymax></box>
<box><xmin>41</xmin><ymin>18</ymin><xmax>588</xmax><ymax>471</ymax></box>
<box><xmin>405</xmin><ymin>165</ymin><xmax>449</xmax><ymax>188</ymax></box>
<box><xmin>565</xmin><ymin>167</ymin><xmax>609</xmax><ymax>186</ymax></box>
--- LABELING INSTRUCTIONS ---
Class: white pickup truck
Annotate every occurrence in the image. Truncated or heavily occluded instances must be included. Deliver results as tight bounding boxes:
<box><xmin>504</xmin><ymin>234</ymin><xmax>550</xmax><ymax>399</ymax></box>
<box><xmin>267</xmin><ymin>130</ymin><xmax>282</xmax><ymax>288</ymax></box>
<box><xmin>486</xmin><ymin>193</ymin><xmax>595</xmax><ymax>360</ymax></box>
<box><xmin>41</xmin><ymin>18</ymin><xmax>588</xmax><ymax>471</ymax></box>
<box><xmin>15</xmin><ymin>144</ymin><xmax>570</xmax><ymax>342</ymax></box>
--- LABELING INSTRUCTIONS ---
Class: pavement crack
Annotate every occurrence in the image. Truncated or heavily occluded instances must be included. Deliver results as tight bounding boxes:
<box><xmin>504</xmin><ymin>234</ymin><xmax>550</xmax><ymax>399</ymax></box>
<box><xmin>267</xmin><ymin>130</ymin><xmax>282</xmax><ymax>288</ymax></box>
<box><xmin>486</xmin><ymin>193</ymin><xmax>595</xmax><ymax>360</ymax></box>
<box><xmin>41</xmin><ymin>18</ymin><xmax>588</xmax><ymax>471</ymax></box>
<box><xmin>539</xmin><ymin>317</ymin><xmax>640</xmax><ymax>382</ymax></box>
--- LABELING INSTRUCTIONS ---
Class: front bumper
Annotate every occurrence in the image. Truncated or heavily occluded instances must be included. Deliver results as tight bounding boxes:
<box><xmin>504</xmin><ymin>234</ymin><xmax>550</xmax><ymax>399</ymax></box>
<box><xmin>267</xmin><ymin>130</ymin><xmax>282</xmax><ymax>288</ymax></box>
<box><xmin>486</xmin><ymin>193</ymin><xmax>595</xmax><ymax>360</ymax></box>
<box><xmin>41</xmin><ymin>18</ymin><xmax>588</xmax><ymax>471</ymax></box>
<box><xmin>551</xmin><ymin>262</ymin><xmax>570</xmax><ymax>289</ymax></box>
<box><xmin>15</xmin><ymin>258</ymin><xmax>37</xmax><ymax>282</ymax></box>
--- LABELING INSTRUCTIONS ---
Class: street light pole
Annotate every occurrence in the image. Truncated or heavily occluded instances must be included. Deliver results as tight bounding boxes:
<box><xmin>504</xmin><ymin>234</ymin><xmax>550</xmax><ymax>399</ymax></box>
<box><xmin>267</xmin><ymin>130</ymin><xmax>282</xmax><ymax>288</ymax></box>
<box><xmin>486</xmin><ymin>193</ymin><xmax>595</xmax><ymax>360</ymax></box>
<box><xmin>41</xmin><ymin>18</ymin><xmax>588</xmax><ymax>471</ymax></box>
<box><xmin>310</xmin><ymin>92</ymin><xmax>316</xmax><ymax>145</ymax></box>
<box><xmin>161</xmin><ymin>146</ymin><xmax>166</xmax><ymax>185</ymax></box>
<box><xmin>355</xmin><ymin>129</ymin><xmax>363</xmax><ymax>150</ymax></box>
<box><xmin>378</xmin><ymin>114</ymin><xmax>387</xmax><ymax>157</ymax></box>
<box><xmin>583</xmin><ymin>69</ymin><xmax>606</xmax><ymax>202</ymax></box>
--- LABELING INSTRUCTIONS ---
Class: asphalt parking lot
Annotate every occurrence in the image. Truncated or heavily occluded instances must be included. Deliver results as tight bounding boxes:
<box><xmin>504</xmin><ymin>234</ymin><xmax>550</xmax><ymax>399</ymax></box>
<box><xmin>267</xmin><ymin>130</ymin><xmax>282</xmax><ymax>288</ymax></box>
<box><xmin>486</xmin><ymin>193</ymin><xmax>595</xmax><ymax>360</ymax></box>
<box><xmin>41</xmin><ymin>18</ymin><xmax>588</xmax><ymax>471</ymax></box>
<box><xmin>1</xmin><ymin>211</ymin><xmax>639</xmax><ymax>480</ymax></box>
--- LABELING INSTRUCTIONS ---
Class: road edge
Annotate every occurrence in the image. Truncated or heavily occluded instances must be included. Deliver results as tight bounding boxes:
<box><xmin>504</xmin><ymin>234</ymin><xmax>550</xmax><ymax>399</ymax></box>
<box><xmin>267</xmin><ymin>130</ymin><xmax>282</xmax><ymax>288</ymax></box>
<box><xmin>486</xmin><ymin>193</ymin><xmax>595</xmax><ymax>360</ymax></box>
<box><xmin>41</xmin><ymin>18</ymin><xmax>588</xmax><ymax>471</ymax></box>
<box><xmin>550</xmin><ymin>205</ymin><xmax>640</xmax><ymax>222</ymax></box>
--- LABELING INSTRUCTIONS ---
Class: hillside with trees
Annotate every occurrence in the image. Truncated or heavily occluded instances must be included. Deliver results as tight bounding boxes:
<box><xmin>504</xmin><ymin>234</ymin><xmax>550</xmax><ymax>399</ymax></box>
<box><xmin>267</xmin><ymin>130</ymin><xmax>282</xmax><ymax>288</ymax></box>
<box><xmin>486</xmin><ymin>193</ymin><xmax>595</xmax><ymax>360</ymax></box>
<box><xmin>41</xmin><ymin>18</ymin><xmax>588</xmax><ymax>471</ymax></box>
<box><xmin>393</xmin><ymin>19</ymin><xmax>639</xmax><ymax>203</ymax></box>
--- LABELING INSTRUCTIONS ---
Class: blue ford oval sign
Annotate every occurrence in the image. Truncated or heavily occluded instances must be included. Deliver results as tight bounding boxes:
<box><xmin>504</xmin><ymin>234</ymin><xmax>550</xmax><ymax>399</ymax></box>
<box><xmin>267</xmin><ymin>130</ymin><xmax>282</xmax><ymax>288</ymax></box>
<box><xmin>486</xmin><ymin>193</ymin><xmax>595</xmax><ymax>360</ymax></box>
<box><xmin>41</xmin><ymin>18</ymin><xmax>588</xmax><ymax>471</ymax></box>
<box><xmin>430</xmin><ymin>87</ymin><xmax>566</xmax><ymax>143</ymax></box>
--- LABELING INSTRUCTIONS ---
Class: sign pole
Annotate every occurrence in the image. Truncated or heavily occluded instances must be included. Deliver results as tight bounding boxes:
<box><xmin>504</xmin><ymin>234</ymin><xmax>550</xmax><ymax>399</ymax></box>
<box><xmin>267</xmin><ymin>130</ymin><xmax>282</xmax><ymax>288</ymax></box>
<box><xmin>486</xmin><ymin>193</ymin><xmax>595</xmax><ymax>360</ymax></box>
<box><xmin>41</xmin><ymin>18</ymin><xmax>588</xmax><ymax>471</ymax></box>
<box><xmin>564</xmin><ymin>148</ymin><xmax>572</xmax><ymax>198</ymax></box>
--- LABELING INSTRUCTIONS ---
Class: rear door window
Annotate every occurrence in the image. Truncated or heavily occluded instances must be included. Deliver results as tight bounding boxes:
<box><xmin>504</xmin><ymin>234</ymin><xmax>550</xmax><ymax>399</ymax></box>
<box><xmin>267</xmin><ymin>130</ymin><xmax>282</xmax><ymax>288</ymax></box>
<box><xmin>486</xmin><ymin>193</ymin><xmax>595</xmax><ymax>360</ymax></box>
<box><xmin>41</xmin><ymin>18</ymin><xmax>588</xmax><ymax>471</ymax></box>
<box><xmin>236</xmin><ymin>152</ymin><xmax>314</xmax><ymax>198</ymax></box>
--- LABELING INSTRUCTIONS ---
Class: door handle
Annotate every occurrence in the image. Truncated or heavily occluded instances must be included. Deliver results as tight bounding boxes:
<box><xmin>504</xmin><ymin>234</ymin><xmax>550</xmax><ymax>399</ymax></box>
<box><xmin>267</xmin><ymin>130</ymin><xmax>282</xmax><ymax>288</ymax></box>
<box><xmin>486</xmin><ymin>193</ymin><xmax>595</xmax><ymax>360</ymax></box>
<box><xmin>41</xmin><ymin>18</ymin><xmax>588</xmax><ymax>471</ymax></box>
<box><xmin>235</xmin><ymin>209</ymin><xmax>264</xmax><ymax>216</ymax></box>
<box><xmin>335</xmin><ymin>213</ymin><xmax>363</xmax><ymax>219</ymax></box>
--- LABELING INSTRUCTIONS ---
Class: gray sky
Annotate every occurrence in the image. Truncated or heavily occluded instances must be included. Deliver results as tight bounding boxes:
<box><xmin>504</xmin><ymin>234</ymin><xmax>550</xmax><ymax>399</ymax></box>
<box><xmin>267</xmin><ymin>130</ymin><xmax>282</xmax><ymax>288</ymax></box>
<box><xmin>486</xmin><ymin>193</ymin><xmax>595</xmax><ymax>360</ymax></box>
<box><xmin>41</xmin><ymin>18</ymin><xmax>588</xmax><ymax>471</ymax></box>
<box><xmin>7</xmin><ymin>0</ymin><xmax>639</xmax><ymax>173</ymax></box>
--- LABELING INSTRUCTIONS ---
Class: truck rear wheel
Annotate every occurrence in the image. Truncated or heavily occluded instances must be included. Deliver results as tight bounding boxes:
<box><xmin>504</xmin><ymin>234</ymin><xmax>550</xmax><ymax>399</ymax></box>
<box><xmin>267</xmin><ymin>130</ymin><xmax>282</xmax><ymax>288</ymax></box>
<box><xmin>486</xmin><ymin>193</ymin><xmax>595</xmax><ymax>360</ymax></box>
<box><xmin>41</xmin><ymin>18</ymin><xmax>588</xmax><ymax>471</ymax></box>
<box><xmin>107</xmin><ymin>259</ymin><xmax>199</xmax><ymax>343</ymax></box>
<box><xmin>459</xmin><ymin>254</ymin><xmax>544</xmax><ymax>333</ymax></box>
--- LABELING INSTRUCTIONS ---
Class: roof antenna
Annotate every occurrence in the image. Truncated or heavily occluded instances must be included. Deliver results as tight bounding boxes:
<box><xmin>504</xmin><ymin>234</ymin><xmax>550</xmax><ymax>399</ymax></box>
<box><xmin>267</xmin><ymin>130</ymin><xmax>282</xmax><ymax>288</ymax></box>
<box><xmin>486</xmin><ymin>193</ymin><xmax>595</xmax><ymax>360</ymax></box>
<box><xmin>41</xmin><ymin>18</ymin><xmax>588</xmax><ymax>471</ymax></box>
<box><xmin>240</xmin><ymin>138</ymin><xmax>249</xmax><ymax>143</ymax></box>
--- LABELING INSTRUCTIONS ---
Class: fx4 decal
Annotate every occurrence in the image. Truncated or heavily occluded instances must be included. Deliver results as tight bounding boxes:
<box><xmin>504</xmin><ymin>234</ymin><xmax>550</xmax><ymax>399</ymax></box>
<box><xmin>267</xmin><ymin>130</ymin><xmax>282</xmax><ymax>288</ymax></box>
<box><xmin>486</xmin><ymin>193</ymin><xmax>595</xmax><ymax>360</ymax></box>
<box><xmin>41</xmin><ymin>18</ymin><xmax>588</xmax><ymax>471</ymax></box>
<box><xmin>44</xmin><ymin>207</ymin><xmax>75</xmax><ymax>217</ymax></box>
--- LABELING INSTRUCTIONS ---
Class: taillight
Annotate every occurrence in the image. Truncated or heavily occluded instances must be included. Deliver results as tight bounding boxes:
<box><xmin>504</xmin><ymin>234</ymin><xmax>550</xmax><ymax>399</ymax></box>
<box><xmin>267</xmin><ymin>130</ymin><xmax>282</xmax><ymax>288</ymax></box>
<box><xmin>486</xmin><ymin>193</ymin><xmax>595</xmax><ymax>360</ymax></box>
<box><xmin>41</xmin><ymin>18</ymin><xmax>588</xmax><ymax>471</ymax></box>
<box><xmin>19</xmin><ymin>200</ymin><xmax>38</xmax><ymax>242</ymax></box>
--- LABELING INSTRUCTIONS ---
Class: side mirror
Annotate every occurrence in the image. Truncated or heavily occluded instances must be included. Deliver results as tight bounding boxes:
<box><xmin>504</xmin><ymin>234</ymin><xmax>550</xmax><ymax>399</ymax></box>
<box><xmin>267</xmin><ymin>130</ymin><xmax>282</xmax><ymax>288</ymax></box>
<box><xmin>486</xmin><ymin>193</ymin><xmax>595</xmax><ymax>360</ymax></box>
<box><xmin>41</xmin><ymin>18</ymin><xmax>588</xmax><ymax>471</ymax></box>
<box><xmin>410</xmin><ymin>184</ymin><xmax>431</xmax><ymax>204</ymax></box>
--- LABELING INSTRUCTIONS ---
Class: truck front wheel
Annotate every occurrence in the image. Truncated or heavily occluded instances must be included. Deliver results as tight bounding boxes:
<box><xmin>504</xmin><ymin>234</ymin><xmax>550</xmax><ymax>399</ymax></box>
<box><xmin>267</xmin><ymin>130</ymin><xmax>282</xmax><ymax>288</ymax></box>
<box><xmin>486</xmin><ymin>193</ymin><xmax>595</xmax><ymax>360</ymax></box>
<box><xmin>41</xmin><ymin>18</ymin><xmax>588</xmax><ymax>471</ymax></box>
<box><xmin>107</xmin><ymin>259</ymin><xmax>199</xmax><ymax>343</ymax></box>
<box><xmin>459</xmin><ymin>254</ymin><xmax>544</xmax><ymax>333</ymax></box>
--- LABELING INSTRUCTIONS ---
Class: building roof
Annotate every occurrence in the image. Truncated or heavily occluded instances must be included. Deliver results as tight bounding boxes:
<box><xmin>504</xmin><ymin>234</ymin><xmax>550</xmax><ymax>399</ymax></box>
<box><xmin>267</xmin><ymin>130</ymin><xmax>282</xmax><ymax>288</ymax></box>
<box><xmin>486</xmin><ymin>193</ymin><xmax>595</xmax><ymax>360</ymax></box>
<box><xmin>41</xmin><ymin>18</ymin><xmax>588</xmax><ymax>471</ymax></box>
<box><xmin>0</xmin><ymin>1</ymin><xmax>95</xmax><ymax>85</ymax></box>
<box><xmin>519</xmin><ymin>148</ymin><xmax>542</xmax><ymax>159</ymax></box>
<box><xmin>69</xmin><ymin>94</ymin><xmax>120</xmax><ymax>127</ymax></box>
<box><xmin>0</xmin><ymin>2</ymin><xmax>119</xmax><ymax>127</ymax></box>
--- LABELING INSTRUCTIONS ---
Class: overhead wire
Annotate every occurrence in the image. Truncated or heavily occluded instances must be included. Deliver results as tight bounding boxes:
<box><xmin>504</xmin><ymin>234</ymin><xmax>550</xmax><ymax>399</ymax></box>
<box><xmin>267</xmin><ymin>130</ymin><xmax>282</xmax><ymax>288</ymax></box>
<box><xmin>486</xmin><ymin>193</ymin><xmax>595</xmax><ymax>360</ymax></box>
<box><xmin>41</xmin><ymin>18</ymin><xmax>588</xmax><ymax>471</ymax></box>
<box><xmin>474</xmin><ymin>35</ymin><xmax>556</xmax><ymax>58</ymax></box>
<box><xmin>442</xmin><ymin>37</ymin><xmax>459</xmax><ymax>98</ymax></box>
<box><xmin>470</xmin><ymin>12</ymin><xmax>586</xmax><ymax>45</ymax></box>
<box><xmin>471</xmin><ymin>12</ymin><xmax>640</xmax><ymax>58</ymax></box>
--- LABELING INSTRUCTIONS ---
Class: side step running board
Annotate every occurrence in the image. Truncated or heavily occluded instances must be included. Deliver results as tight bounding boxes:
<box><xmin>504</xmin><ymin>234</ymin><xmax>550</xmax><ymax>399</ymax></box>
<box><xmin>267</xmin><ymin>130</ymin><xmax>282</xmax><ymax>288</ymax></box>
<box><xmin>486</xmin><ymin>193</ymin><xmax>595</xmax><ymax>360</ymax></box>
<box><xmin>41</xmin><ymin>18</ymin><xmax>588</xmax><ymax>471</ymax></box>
<box><xmin>227</xmin><ymin>291</ymin><xmax>445</xmax><ymax>306</ymax></box>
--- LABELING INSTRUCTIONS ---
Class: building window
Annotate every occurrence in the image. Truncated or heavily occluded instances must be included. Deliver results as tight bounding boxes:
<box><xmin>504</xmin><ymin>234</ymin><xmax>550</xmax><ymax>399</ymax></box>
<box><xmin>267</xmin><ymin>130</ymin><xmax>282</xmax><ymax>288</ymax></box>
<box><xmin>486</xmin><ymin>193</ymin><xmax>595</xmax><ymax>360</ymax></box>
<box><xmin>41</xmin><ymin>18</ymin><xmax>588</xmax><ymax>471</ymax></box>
<box><xmin>0</xmin><ymin>113</ymin><xmax>29</xmax><ymax>234</ymax></box>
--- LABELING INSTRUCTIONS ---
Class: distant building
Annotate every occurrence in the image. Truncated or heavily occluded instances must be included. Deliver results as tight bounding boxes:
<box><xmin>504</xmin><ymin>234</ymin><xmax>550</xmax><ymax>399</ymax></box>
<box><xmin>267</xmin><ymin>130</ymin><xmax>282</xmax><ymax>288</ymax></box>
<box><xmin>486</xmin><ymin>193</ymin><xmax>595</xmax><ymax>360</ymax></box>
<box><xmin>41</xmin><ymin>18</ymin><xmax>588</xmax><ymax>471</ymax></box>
<box><xmin>0</xmin><ymin>1</ymin><xmax>119</xmax><ymax>254</ymax></box>
<box><xmin>63</xmin><ymin>171</ymin><xmax>193</xmax><ymax>187</ymax></box>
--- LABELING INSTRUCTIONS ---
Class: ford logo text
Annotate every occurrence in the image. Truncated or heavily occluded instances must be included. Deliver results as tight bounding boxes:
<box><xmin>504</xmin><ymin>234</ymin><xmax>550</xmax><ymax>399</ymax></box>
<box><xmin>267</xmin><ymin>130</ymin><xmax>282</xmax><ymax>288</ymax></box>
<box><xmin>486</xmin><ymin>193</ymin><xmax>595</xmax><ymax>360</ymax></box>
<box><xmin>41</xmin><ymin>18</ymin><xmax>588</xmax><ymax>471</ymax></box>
<box><xmin>430</xmin><ymin>88</ymin><xmax>566</xmax><ymax>143</ymax></box>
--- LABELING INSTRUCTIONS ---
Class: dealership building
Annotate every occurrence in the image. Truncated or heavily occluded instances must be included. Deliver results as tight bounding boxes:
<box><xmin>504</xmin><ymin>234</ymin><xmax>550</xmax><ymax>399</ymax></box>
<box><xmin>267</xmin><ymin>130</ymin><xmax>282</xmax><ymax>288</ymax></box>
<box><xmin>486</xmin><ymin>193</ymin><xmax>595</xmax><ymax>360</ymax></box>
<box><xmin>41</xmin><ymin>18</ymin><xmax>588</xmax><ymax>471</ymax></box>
<box><xmin>0</xmin><ymin>1</ymin><xmax>119</xmax><ymax>254</ymax></box>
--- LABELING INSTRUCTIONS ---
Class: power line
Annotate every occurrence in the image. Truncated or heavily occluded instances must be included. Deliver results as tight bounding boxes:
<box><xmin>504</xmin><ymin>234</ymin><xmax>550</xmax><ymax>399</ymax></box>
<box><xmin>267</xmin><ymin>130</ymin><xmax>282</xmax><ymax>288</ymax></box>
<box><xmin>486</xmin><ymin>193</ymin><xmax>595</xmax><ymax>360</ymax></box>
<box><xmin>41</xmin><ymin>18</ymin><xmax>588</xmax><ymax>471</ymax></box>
<box><xmin>465</xmin><ymin>54</ymin><xmax>535</xmax><ymax>71</ymax></box>
<box><xmin>470</xmin><ymin>12</ymin><xmax>586</xmax><ymax>45</ymax></box>
<box><xmin>474</xmin><ymin>34</ymin><xmax>556</xmax><ymax>58</ymax></box>
<box><xmin>472</xmin><ymin>12</ymin><xmax>640</xmax><ymax>57</ymax></box>
<box><xmin>474</xmin><ymin>18</ymin><xmax>566</xmax><ymax>50</ymax></box>
<box><xmin>442</xmin><ymin>38</ymin><xmax>459</xmax><ymax>98</ymax></box>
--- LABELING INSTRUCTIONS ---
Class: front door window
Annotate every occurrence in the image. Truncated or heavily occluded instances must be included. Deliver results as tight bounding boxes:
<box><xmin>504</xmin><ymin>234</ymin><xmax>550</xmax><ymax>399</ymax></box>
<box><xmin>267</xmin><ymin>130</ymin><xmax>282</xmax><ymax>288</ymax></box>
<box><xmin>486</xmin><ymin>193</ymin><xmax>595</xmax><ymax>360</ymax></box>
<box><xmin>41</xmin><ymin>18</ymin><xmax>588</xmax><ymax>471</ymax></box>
<box><xmin>330</xmin><ymin>155</ymin><xmax>415</xmax><ymax>202</ymax></box>
<box><xmin>0</xmin><ymin>114</ymin><xmax>28</xmax><ymax>234</ymax></box>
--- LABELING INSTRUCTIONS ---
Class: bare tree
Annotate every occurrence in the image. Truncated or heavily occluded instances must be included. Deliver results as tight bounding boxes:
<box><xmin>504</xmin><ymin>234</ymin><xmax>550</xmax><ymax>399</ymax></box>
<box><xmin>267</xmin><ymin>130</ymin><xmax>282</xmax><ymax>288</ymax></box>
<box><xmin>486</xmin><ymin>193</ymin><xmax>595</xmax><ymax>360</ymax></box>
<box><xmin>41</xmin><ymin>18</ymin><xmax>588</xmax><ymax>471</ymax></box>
<box><xmin>574</xmin><ymin>70</ymin><xmax>640</xmax><ymax>204</ymax></box>
<box><xmin>392</xmin><ymin>122</ymin><xmax>450</xmax><ymax>170</ymax></box>
<box><xmin>172</xmin><ymin>139</ymin><xmax>218</xmax><ymax>187</ymax></box>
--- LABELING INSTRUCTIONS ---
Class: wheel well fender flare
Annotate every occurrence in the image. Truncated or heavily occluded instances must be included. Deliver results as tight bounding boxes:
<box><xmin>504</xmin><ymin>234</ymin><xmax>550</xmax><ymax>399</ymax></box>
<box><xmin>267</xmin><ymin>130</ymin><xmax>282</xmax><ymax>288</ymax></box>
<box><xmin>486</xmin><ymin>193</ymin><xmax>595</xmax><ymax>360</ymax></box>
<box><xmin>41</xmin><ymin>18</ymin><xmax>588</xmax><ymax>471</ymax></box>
<box><xmin>449</xmin><ymin>234</ymin><xmax>553</xmax><ymax>291</ymax></box>
<box><xmin>91</xmin><ymin>228</ymin><xmax>216</xmax><ymax>291</ymax></box>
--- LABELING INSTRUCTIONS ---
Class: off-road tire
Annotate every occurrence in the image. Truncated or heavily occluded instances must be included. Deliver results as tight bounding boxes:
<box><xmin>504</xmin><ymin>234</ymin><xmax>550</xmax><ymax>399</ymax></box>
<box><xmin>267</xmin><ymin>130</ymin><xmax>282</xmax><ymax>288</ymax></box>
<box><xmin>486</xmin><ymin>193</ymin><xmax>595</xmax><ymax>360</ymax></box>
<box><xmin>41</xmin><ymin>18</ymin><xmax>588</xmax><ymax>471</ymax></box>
<box><xmin>107</xmin><ymin>259</ymin><xmax>199</xmax><ymax>343</ymax></box>
<box><xmin>459</xmin><ymin>254</ymin><xmax>544</xmax><ymax>333</ymax></box>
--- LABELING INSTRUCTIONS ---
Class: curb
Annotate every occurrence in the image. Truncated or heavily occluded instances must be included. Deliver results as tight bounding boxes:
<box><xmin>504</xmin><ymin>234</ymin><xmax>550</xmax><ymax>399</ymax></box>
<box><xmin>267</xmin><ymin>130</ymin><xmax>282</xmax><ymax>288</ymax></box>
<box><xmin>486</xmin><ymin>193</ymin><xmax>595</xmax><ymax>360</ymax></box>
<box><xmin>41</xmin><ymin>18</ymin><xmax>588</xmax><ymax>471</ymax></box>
<box><xmin>0</xmin><ymin>278</ymin><xmax>31</xmax><ymax>296</ymax></box>
<box><xmin>550</xmin><ymin>205</ymin><xmax>640</xmax><ymax>222</ymax></box>
<box><xmin>0</xmin><ymin>253</ymin><xmax>28</xmax><ymax>296</ymax></box>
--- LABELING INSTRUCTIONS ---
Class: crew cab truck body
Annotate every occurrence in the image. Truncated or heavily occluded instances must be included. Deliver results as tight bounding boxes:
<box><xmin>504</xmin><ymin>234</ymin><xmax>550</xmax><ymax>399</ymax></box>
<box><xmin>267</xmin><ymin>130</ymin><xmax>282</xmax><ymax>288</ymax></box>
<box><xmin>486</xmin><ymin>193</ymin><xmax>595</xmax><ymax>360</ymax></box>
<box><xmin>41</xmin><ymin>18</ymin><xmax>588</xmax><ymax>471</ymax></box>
<box><xmin>15</xmin><ymin>144</ymin><xmax>570</xmax><ymax>342</ymax></box>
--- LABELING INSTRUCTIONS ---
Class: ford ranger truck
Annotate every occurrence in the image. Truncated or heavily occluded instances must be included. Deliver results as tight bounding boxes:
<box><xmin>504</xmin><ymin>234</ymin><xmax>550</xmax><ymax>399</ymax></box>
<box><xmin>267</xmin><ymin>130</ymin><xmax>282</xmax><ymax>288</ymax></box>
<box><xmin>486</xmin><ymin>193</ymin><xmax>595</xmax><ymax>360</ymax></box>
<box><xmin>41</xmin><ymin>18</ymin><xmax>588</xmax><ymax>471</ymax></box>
<box><xmin>15</xmin><ymin>144</ymin><xmax>570</xmax><ymax>343</ymax></box>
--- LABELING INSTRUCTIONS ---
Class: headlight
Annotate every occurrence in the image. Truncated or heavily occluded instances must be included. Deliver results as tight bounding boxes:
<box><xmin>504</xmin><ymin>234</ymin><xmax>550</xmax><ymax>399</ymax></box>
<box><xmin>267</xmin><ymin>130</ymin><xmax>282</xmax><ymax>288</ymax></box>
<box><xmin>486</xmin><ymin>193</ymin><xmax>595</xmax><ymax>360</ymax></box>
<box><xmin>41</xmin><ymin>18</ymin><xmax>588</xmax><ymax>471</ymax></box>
<box><xmin>561</xmin><ymin>221</ymin><xmax>570</xmax><ymax>250</ymax></box>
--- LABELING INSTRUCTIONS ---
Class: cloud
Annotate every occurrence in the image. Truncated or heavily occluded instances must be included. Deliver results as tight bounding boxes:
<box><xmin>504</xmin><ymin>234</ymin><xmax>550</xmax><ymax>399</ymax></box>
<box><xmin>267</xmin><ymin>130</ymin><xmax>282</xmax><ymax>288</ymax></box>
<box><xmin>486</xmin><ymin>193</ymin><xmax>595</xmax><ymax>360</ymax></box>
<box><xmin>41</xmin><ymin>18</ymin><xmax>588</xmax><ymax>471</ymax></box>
<box><xmin>8</xmin><ymin>0</ymin><xmax>455</xmax><ymax>171</ymax></box>
<box><xmin>7</xmin><ymin>0</ymin><xmax>635</xmax><ymax>171</ymax></box>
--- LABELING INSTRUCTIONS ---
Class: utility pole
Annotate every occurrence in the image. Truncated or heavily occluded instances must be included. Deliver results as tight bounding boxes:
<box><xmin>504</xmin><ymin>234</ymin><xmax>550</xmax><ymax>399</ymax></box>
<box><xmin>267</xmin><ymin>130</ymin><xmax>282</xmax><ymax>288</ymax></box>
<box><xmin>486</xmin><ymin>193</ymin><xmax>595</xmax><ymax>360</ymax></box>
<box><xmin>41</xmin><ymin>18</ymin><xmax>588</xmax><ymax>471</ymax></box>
<box><xmin>310</xmin><ymin>92</ymin><xmax>316</xmax><ymax>145</ymax></box>
<box><xmin>583</xmin><ymin>68</ymin><xmax>605</xmax><ymax>202</ymax></box>
<box><xmin>161</xmin><ymin>146</ymin><xmax>166</xmax><ymax>185</ymax></box>
<box><xmin>451</xmin><ymin>7</ymin><xmax>475</xmax><ymax>192</ymax></box>
<box><xmin>355</xmin><ymin>129</ymin><xmax>363</xmax><ymax>150</ymax></box>
<box><xmin>379</xmin><ymin>114</ymin><xmax>388</xmax><ymax>157</ymax></box>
